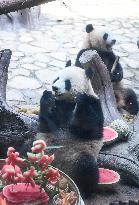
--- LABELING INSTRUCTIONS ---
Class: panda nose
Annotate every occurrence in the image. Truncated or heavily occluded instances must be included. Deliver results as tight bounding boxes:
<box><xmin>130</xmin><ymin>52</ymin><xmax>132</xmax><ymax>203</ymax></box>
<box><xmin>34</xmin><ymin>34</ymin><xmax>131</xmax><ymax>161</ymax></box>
<box><xmin>112</xmin><ymin>39</ymin><xmax>116</xmax><ymax>44</ymax></box>
<box><xmin>52</xmin><ymin>86</ymin><xmax>58</xmax><ymax>92</ymax></box>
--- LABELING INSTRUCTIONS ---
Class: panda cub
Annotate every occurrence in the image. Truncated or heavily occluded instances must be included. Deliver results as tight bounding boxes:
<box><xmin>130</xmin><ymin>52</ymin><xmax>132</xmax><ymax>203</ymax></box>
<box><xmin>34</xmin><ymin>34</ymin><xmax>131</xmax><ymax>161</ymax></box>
<box><xmin>74</xmin><ymin>24</ymin><xmax>139</xmax><ymax>115</ymax></box>
<box><xmin>39</xmin><ymin>66</ymin><xmax>104</xmax><ymax>197</ymax></box>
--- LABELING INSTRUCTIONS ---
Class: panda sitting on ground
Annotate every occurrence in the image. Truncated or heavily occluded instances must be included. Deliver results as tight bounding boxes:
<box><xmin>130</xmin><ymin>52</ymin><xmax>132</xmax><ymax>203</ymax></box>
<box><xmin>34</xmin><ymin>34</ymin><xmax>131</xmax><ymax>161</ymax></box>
<box><xmin>67</xmin><ymin>24</ymin><xmax>139</xmax><ymax>115</ymax></box>
<box><xmin>38</xmin><ymin>66</ymin><xmax>104</xmax><ymax>197</ymax></box>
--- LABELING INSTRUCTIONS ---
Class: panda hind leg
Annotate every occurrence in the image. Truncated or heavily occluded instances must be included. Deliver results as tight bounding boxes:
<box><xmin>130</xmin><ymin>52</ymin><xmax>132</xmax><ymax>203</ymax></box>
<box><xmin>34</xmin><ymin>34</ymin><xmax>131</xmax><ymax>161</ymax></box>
<box><xmin>73</xmin><ymin>153</ymin><xmax>99</xmax><ymax>198</ymax></box>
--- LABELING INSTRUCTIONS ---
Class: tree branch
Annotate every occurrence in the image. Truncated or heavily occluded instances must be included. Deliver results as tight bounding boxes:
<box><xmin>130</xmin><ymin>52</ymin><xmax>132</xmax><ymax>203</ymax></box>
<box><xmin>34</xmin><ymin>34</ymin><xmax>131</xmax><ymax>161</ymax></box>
<box><xmin>0</xmin><ymin>0</ymin><xmax>55</xmax><ymax>15</ymax></box>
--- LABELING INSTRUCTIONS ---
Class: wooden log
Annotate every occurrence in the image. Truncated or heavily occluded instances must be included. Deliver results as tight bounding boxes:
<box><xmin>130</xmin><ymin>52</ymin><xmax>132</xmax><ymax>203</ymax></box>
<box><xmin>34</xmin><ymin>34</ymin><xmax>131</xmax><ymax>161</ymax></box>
<box><xmin>0</xmin><ymin>0</ymin><xmax>55</xmax><ymax>15</ymax></box>
<box><xmin>0</xmin><ymin>49</ymin><xmax>38</xmax><ymax>157</ymax></box>
<box><xmin>79</xmin><ymin>49</ymin><xmax>122</xmax><ymax>125</ymax></box>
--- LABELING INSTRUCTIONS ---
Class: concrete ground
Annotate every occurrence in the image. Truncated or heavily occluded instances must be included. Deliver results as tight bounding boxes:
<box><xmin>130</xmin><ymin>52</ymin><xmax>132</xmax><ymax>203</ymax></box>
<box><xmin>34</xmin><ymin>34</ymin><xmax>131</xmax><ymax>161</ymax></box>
<box><xmin>0</xmin><ymin>0</ymin><xmax>138</xmax><ymax>110</ymax></box>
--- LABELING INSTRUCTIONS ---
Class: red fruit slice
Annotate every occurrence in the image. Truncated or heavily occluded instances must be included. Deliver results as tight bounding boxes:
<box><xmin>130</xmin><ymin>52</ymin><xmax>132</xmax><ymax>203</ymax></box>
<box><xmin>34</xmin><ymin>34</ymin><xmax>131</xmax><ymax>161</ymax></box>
<box><xmin>2</xmin><ymin>183</ymin><xmax>49</xmax><ymax>205</ymax></box>
<box><xmin>98</xmin><ymin>168</ymin><xmax>120</xmax><ymax>184</ymax></box>
<box><xmin>103</xmin><ymin>127</ymin><xmax>118</xmax><ymax>144</ymax></box>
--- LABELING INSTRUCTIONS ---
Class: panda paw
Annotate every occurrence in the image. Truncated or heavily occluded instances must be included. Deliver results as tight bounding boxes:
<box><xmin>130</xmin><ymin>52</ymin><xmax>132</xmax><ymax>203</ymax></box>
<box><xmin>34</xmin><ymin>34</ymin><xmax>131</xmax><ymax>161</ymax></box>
<box><xmin>40</xmin><ymin>90</ymin><xmax>56</xmax><ymax>114</ymax></box>
<box><xmin>42</xmin><ymin>90</ymin><xmax>55</xmax><ymax>104</ymax></box>
<box><xmin>75</xmin><ymin>93</ymin><xmax>93</xmax><ymax>104</ymax></box>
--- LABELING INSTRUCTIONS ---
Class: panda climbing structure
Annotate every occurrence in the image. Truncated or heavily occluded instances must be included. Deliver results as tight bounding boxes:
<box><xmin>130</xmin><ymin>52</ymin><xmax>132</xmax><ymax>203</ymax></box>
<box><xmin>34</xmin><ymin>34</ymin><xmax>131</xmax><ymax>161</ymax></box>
<box><xmin>74</xmin><ymin>24</ymin><xmax>139</xmax><ymax>115</ymax></box>
<box><xmin>39</xmin><ymin>66</ymin><xmax>104</xmax><ymax>197</ymax></box>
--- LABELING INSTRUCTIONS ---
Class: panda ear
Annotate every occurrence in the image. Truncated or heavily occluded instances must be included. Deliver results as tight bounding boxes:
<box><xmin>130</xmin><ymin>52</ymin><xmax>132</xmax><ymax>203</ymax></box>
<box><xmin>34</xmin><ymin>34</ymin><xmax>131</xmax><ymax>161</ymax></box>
<box><xmin>65</xmin><ymin>60</ymin><xmax>71</xmax><ymax>67</ymax></box>
<box><xmin>86</xmin><ymin>24</ymin><xmax>94</xmax><ymax>33</ymax></box>
<box><xmin>103</xmin><ymin>33</ymin><xmax>108</xmax><ymax>41</ymax></box>
<box><xmin>85</xmin><ymin>67</ymin><xmax>95</xmax><ymax>79</ymax></box>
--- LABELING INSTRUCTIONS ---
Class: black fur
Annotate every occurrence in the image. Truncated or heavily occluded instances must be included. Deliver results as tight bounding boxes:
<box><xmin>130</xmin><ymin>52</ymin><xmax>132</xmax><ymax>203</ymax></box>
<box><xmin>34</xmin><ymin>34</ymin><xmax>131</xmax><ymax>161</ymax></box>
<box><xmin>75</xmin><ymin>48</ymin><xmax>138</xmax><ymax>115</ymax></box>
<box><xmin>53</xmin><ymin>77</ymin><xmax>59</xmax><ymax>84</ymax></box>
<box><xmin>38</xmin><ymin>91</ymin><xmax>104</xmax><ymax>197</ymax></box>
<box><xmin>115</xmin><ymin>88</ymin><xmax>139</xmax><ymax>115</ymax></box>
<box><xmin>73</xmin><ymin>154</ymin><xmax>99</xmax><ymax>198</ymax></box>
<box><xmin>85</xmin><ymin>67</ymin><xmax>95</xmax><ymax>79</ymax></box>
<box><xmin>70</xmin><ymin>93</ymin><xmax>104</xmax><ymax>140</ymax></box>
<box><xmin>39</xmin><ymin>90</ymin><xmax>75</xmax><ymax>133</ymax></box>
<box><xmin>39</xmin><ymin>91</ymin><xmax>104</xmax><ymax>137</ymax></box>
<box><xmin>75</xmin><ymin>47</ymin><xmax>123</xmax><ymax>82</ymax></box>
<box><xmin>65</xmin><ymin>60</ymin><xmax>71</xmax><ymax>67</ymax></box>
<box><xmin>65</xmin><ymin>80</ymin><xmax>71</xmax><ymax>91</ymax></box>
<box><xmin>124</xmin><ymin>89</ymin><xmax>139</xmax><ymax>115</ymax></box>
<box><xmin>86</xmin><ymin>24</ymin><xmax>94</xmax><ymax>33</ymax></box>
<box><xmin>103</xmin><ymin>33</ymin><xmax>108</xmax><ymax>41</ymax></box>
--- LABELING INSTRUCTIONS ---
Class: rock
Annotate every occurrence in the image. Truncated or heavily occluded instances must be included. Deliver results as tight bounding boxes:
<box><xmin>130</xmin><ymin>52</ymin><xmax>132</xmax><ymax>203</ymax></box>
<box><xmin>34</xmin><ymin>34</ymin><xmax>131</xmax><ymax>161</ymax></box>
<box><xmin>8</xmin><ymin>76</ymin><xmax>41</xmax><ymax>89</ymax></box>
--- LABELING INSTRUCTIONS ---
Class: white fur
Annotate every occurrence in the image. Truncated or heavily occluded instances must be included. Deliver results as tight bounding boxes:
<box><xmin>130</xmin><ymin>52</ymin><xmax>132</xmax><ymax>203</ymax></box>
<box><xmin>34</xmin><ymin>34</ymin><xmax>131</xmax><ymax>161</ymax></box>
<box><xmin>82</xmin><ymin>27</ymin><xmax>115</xmax><ymax>51</ymax></box>
<box><xmin>52</xmin><ymin>66</ymin><xmax>98</xmax><ymax>99</ymax></box>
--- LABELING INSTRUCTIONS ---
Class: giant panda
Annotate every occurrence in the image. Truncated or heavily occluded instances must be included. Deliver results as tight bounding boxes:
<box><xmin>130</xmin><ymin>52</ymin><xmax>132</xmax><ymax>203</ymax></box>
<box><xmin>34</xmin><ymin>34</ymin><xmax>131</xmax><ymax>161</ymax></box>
<box><xmin>38</xmin><ymin>66</ymin><xmax>104</xmax><ymax>197</ymax></box>
<box><xmin>73</xmin><ymin>24</ymin><xmax>139</xmax><ymax>115</ymax></box>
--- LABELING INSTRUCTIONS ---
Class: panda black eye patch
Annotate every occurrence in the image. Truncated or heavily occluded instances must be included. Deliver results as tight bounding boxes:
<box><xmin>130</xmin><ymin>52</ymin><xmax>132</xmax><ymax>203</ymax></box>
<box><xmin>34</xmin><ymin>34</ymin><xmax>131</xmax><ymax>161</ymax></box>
<box><xmin>53</xmin><ymin>77</ymin><xmax>59</xmax><ymax>84</ymax></box>
<box><xmin>65</xmin><ymin>80</ymin><xmax>71</xmax><ymax>91</ymax></box>
<box><xmin>103</xmin><ymin>33</ymin><xmax>108</xmax><ymax>41</ymax></box>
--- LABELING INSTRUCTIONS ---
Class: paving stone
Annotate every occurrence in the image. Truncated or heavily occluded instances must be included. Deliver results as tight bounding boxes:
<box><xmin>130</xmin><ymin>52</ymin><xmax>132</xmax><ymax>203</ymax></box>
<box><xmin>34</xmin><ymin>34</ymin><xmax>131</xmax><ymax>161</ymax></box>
<box><xmin>128</xmin><ymin>53</ymin><xmax>139</xmax><ymax>61</ymax></box>
<box><xmin>114</xmin><ymin>50</ymin><xmax>128</xmax><ymax>57</ymax></box>
<box><xmin>134</xmin><ymin>71</ymin><xmax>139</xmax><ymax>81</ymax></box>
<box><xmin>50</xmin><ymin>51</ymin><xmax>67</xmax><ymax>62</ymax></box>
<box><xmin>122</xmin><ymin>79</ymin><xmax>132</xmax><ymax>86</ymax></box>
<box><xmin>0</xmin><ymin>31</ymin><xmax>17</xmax><ymax>41</ymax></box>
<box><xmin>33</xmin><ymin>53</ymin><xmax>50</xmax><ymax>64</ymax></box>
<box><xmin>134</xmin><ymin>88</ymin><xmax>139</xmax><ymax>96</ymax></box>
<box><xmin>30</xmin><ymin>39</ymin><xmax>59</xmax><ymax>52</ymax></box>
<box><xmin>21</xmin><ymin>57</ymin><xmax>35</xmax><ymax>64</ymax></box>
<box><xmin>9</xmin><ymin>61</ymin><xmax>19</xmax><ymax>69</ymax></box>
<box><xmin>7</xmin><ymin>89</ymin><xmax>25</xmax><ymax>102</ymax></box>
<box><xmin>23</xmin><ymin>90</ymin><xmax>41</xmax><ymax>104</ymax></box>
<box><xmin>123</xmin><ymin>58</ymin><xmax>139</xmax><ymax>69</ymax></box>
<box><xmin>0</xmin><ymin>0</ymin><xmax>138</xmax><ymax>107</ymax></box>
<box><xmin>8</xmin><ymin>69</ymin><xmax>30</xmax><ymax>79</ymax></box>
<box><xmin>18</xmin><ymin>44</ymin><xmax>46</xmax><ymax>53</ymax></box>
<box><xmin>120</xmin><ymin>43</ymin><xmax>138</xmax><ymax>53</ymax></box>
<box><xmin>19</xmin><ymin>36</ymin><xmax>33</xmax><ymax>43</ymax></box>
<box><xmin>36</xmin><ymin>69</ymin><xmax>56</xmax><ymax>84</ymax></box>
<box><xmin>12</xmin><ymin>51</ymin><xmax>25</xmax><ymax>57</ymax></box>
<box><xmin>22</xmin><ymin>64</ymin><xmax>40</xmax><ymax>71</ymax></box>
<box><xmin>124</xmin><ymin>69</ymin><xmax>134</xmax><ymax>79</ymax></box>
<box><xmin>8</xmin><ymin>76</ymin><xmax>41</xmax><ymax>89</ymax></box>
<box><xmin>49</xmin><ymin>59</ymin><xmax>66</xmax><ymax>68</ymax></box>
<box><xmin>114</xmin><ymin>35</ymin><xmax>131</xmax><ymax>43</ymax></box>
<box><xmin>34</xmin><ymin>62</ymin><xmax>47</xmax><ymax>68</ymax></box>
<box><xmin>11</xmin><ymin>56</ymin><xmax>19</xmax><ymax>61</ymax></box>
